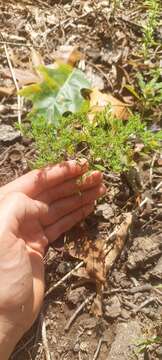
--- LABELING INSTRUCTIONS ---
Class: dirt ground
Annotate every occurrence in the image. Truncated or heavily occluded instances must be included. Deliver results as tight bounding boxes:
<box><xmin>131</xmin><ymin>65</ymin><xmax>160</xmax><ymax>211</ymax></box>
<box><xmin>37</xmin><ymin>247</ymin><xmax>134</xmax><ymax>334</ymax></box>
<box><xmin>0</xmin><ymin>1</ymin><xmax>162</xmax><ymax>359</ymax></box>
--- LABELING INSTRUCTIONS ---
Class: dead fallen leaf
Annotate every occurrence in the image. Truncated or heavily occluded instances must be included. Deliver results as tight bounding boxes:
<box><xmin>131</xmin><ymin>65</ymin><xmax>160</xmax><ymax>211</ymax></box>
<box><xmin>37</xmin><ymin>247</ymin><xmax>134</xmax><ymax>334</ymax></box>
<box><xmin>90</xmin><ymin>284</ymin><xmax>103</xmax><ymax>317</ymax></box>
<box><xmin>30</xmin><ymin>48</ymin><xmax>44</xmax><ymax>78</ymax></box>
<box><xmin>104</xmin><ymin>212</ymin><xmax>133</xmax><ymax>273</ymax></box>
<box><xmin>67</xmin><ymin>213</ymin><xmax>133</xmax><ymax>317</ymax></box>
<box><xmin>0</xmin><ymin>86</ymin><xmax>15</xmax><ymax>96</ymax></box>
<box><xmin>88</xmin><ymin>88</ymin><xmax>130</xmax><ymax>121</ymax></box>
<box><xmin>3</xmin><ymin>68</ymin><xmax>40</xmax><ymax>87</ymax></box>
<box><xmin>156</xmin><ymin>157</ymin><xmax>162</xmax><ymax>166</ymax></box>
<box><xmin>54</xmin><ymin>45</ymin><xmax>84</xmax><ymax>66</ymax></box>
<box><xmin>68</xmin><ymin>236</ymin><xmax>105</xmax><ymax>284</ymax></box>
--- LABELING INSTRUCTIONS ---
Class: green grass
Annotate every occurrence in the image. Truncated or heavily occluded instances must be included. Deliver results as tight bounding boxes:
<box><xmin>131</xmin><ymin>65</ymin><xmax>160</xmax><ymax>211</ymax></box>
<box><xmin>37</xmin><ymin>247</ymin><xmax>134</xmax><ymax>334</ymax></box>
<box><xmin>142</xmin><ymin>0</ymin><xmax>160</xmax><ymax>58</ymax></box>
<box><xmin>22</xmin><ymin>109</ymin><xmax>162</xmax><ymax>172</ymax></box>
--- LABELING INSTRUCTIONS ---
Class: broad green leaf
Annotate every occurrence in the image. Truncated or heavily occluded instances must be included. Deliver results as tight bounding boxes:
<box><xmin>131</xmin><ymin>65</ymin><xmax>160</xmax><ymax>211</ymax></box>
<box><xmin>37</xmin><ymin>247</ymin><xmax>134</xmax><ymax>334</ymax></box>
<box><xmin>20</xmin><ymin>64</ymin><xmax>91</xmax><ymax>125</ymax></box>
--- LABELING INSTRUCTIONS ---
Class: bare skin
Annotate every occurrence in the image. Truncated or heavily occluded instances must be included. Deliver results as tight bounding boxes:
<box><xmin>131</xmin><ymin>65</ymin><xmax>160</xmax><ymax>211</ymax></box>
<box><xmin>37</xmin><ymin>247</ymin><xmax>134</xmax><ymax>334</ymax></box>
<box><xmin>0</xmin><ymin>159</ymin><xmax>106</xmax><ymax>359</ymax></box>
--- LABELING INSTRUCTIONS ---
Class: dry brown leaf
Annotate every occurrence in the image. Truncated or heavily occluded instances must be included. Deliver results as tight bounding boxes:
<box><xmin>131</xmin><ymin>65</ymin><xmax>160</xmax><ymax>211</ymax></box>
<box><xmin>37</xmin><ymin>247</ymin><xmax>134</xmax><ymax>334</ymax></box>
<box><xmin>67</xmin><ymin>213</ymin><xmax>132</xmax><ymax>286</ymax></box>
<box><xmin>67</xmin><ymin>214</ymin><xmax>132</xmax><ymax>317</ymax></box>
<box><xmin>3</xmin><ymin>68</ymin><xmax>40</xmax><ymax>87</ymax></box>
<box><xmin>104</xmin><ymin>212</ymin><xmax>133</xmax><ymax>273</ymax></box>
<box><xmin>88</xmin><ymin>88</ymin><xmax>130</xmax><ymax>121</ymax></box>
<box><xmin>0</xmin><ymin>86</ymin><xmax>15</xmax><ymax>96</ymax></box>
<box><xmin>90</xmin><ymin>289</ymin><xmax>103</xmax><ymax>317</ymax></box>
<box><xmin>30</xmin><ymin>48</ymin><xmax>44</xmax><ymax>77</ymax></box>
<box><xmin>68</xmin><ymin>236</ymin><xmax>105</xmax><ymax>284</ymax></box>
<box><xmin>54</xmin><ymin>45</ymin><xmax>84</xmax><ymax>66</ymax></box>
<box><xmin>157</xmin><ymin>158</ymin><xmax>162</xmax><ymax>166</ymax></box>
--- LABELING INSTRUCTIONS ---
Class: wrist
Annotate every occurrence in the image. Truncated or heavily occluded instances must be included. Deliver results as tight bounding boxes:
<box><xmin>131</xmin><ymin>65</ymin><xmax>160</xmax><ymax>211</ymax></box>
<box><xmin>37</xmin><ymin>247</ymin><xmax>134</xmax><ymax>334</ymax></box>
<box><xmin>0</xmin><ymin>314</ymin><xmax>23</xmax><ymax>360</ymax></box>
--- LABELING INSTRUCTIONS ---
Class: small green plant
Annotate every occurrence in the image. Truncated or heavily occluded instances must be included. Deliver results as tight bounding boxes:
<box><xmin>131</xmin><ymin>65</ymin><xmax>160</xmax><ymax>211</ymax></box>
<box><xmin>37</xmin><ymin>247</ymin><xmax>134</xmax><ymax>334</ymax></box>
<box><xmin>22</xmin><ymin>109</ymin><xmax>162</xmax><ymax>172</ymax></box>
<box><xmin>136</xmin><ymin>336</ymin><xmax>162</xmax><ymax>354</ymax></box>
<box><xmin>142</xmin><ymin>0</ymin><xmax>160</xmax><ymax>58</ymax></box>
<box><xmin>138</xmin><ymin>70</ymin><xmax>162</xmax><ymax>109</ymax></box>
<box><xmin>125</xmin><ymin>69</ymin><xmax>162</xmax><ymax>116</ymax></box>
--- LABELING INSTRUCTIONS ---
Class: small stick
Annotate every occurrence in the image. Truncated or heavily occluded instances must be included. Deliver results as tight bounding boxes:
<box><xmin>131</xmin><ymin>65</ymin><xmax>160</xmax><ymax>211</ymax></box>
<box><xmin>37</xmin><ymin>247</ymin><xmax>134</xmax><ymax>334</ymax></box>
<box><xmin>150</xmin><ymin>153</ymin><xmax>157</xmax><ymax>184</ymax></box>
<box><xmin>104</xmin><ymin>284</ymin><xmax>152</xmax><ymax>296</ymax></box>
<box><xmin>0</xmin><ymin>40</ymin><xmax>33</xmax><ymax>47</ymax></box>
<box><xmin>156</xmin><ymin>298</ymin><xmax>162</xmax><ymax>306</ymax></box>
<box><xmin>45</xmin><ymin>261</ymin><xmax>84</xmax><ymax>297</ymax></box>
<box><xmin>3</xmin><ymin>43</ymin><xmax>22</xmax><ymax>125</ymax></box>
<box><xmin>139</xmin><ymin>197</ymin><xmax>149</xmax><ymax>208</ymax></box>
<box><xmin>155</xmin><ymin>181</ymin><xmax>162</xmax><ymax>191</ymax></box>
<box><xmin>65</xmin><ymin>293</ymin><xmax>95</xmax><ymax>332</ymax></box>
<box><xmin>41</xmin><ymin>313</ymin><xmax>52</xmax><ymax>360</ymax></box>
<box><xmin>132</xmin><ymin>297</ymin><xmax>155</xmax><ymax>314</ymax></box>
<box><xmin>92</xmin><ymin>338</ymin><xmax>107</xmax><ymax>360</ymax></box>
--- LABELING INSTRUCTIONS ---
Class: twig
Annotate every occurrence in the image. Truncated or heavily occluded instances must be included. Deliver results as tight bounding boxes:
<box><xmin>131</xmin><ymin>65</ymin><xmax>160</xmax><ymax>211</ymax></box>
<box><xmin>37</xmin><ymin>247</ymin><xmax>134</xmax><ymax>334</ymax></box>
<box><xmin>104</xmin><ymin>284</ymin><xmax>152</xmax><ymax>296</ymax></box>
<box><xmin>41</xmin><ymin>313</ymin><xmax>51</xmax><ymax>360</ymax></box>
<box><xmin>139</xmin><ymin>197</ymin><xmax>149</xmax><ymax>208</ymax></box>
<box><xmin>3</xmin><ymin>43</ymin><xmax>22</xmax><ymax>125</ymax></box>
<box><xmin>0</xmin><ymin>145</ymin><xmax>12</xmax><ymax>166</ymax></box>
<box><xmin>153</xmin><ymin>287</ymin><xmax>162</xmax><ymax>296</ymax></box>
<box><xmin>92</xmin><ymin>338</ymin><xmax>107</xmax><ymax>360</ymax></box>
<box><xmin>150</xmin><ymin>153</ymin><xmax>157</xmax><ymax>184</ymax></box>
<box><xmin>45</xmin><ymin>261</ymin><xmax>84</xmax><ymax>297</ymax></box>
<box><xmin>132</xmin><ymin>297</ymin><xmax>155</xmax><ymax>315</ymax></box>
<box><xmin>155</xmin><ymin>181</ymin><xmax>162</xmax><ymax>191</ymax></box>
<box><xmin>65</xmin><ymin>293</ymin><xmax>95</xmax><ymax>332</ymax></box>
<box><xmin>0</xmin><ymin>40</ymin><xmax>33</xmax><ymax>47</ymax></box>
<box><xmin>156</xmin><ymin>298</ymin><xmax>162</xmax><ymax>306</ymax></box>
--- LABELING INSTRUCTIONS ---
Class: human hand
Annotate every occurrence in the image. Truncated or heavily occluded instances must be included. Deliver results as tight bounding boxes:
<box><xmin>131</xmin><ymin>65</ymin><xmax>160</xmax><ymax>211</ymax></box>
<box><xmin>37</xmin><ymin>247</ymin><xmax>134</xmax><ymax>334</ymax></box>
<box><xmin>0</xmin><ymin>160</ymin><xmax>106</xmax><ymax>359</ymax></box>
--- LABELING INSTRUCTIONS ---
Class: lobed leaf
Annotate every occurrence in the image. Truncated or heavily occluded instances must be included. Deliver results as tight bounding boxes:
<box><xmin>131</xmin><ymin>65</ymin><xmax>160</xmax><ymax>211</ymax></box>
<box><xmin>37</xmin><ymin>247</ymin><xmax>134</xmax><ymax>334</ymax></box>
<box><xmin>20</xmin><ymin>64</ymin><xmax>91</xmax><ymax>125</ymax></box>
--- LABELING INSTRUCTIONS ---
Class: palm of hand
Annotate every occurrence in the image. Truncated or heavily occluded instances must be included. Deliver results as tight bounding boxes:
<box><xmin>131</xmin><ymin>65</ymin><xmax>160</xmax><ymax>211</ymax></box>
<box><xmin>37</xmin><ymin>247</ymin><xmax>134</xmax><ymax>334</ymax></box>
<box><xmin>0</xmin><ymin>160</ymin><xmax>105</xmax><ymax>346</ymax></box>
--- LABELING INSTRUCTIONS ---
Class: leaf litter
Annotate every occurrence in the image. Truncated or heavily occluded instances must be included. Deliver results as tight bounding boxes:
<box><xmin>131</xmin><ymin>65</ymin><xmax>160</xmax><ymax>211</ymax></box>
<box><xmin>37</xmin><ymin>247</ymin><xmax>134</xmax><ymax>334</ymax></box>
<box><xmin>0</xmin><ymin>0</ymin><xmax>162</xmax><ymax>359</ymax></box>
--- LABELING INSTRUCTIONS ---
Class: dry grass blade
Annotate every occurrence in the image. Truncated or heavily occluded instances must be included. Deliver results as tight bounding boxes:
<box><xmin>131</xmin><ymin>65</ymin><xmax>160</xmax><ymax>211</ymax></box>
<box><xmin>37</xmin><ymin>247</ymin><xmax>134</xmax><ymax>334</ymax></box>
<box><xmin>41</xmin><ymin>313</ymin><xmax>52</xmax><ymax>360</ymax></box>
<box><xmin>3</xmin><ymin>43</ymin><xmax>22</xmax><ymax>124</ymax></box>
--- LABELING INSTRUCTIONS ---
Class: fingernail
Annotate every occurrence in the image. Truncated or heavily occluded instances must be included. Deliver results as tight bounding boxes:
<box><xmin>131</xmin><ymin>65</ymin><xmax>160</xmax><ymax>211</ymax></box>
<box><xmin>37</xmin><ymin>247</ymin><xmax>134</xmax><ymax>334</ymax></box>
<box><xmin>100</xmin><ymin>184</ymin><xmax>107</xmax><ymax>195</ymax></box>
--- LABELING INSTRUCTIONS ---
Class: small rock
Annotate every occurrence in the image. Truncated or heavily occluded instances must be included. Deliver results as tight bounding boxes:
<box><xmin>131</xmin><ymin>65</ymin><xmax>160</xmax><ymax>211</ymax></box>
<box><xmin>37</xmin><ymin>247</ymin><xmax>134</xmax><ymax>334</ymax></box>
<box><xmin>105</xmin><ymin>295</ymin><xmax>121</xmax><ymax>319</ymax></box>
<box><xmin>87</xmin><ymin>330</ymin><xmax>92</xmax><ymax>336</ymax></box>
<box><xmin>82</xmin><ymin>317</ymin><xmax>97</xmax><ymax>329</ymax></box>
<box><xmin>107</xmin><ymin>321</ymin><xmax>143</xmax><ymax>360</ymax></box>
<box><xmin>66</xmin><ymin>287</ymin><xmax>85</xmax><ymax>307</ymax></box>
<box><xmin>0</xmin><ymin>124</ymin><xmax>21</xmax><ymax>143</ymax></box>
<box><xmin>127</xmin><ymin>235</ymin><xmax>162</xmax><ymax>270</ymax></box>
<box><xmin>150</xmin><ymin>256</ymin><xmax>162</xmax><ymax>280</ymax></box>
<box><xmin>120</xmin><ymin>309</ymin><xmax>130</xmax><ymax>320</ymax></box>
<box><xmin>56</xmin><ymin>261</ymin><xmax>71</xmax><ymax>276</ymax></box>
<box><xmin>156</xmin><ymin>346</ymin><xmax>162</xmax><ymax>358</ymax></box>
<box><xmin>96</xmin><ymin>203</ymin><xmax>114</xmax><ymax>220</ymax></box>
<box><xmin>73</xmin><ymin>343</ymin><xmax>80</xmax><ymax>353</ymax></box>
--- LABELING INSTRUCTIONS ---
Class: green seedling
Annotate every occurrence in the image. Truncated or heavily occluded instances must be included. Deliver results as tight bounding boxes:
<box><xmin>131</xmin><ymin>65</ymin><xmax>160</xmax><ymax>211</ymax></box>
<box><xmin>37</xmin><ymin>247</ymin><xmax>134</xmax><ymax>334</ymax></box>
<box><xmin>142</xmin><ymin>0</ymin><xmax>160</xmax><ymax>58</ymax></box>
<box><xmin>125</xmin><ymin>69</ymin><xmax>162</xmax><ymax>116</ymax></box>
<box><xmin>21</xmin><ymin>109</ymin><xmax>162</xmax><ymax>173</ymax></box>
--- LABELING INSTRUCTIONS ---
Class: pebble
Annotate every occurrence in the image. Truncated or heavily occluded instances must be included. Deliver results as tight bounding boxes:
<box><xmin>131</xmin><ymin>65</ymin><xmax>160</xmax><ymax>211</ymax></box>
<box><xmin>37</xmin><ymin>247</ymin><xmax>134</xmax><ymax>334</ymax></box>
<box><xmin>105</xmin><ymin>295</ymin><xmax>121</xmax><ymax>319</ymax></box>
<box><xmin>0</xmin><ymin>124</ymin><xmax>21</xmax><ymax>143</ymax></box>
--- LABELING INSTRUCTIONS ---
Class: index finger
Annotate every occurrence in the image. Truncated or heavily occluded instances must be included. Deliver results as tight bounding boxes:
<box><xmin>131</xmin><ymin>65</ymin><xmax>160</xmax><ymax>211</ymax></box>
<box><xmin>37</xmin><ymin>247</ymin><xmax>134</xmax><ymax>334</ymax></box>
<box><xmin>0</xmin><ymin>159</ymin><xmax>88</xmax><ymax>199</ymax></box>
